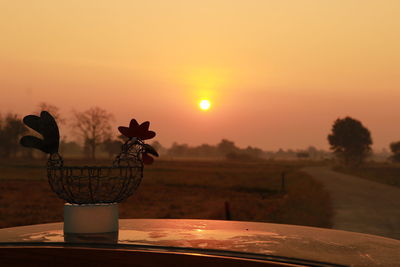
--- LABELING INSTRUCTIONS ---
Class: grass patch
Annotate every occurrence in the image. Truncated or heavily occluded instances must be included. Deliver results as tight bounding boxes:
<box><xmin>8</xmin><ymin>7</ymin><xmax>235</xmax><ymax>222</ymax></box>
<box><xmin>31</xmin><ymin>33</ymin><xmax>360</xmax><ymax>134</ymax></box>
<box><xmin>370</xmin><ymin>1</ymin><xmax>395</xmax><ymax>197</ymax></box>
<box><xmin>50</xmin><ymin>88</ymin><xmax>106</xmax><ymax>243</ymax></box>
<box><xmin>333</xmin><ymin>162</ymin><xmax>400</xmax><ymax>187</ymax></box>
<box><xmin>0</xmin><ymin>158</ymin><xmax>332</xmax><ymax>229</ymax></box>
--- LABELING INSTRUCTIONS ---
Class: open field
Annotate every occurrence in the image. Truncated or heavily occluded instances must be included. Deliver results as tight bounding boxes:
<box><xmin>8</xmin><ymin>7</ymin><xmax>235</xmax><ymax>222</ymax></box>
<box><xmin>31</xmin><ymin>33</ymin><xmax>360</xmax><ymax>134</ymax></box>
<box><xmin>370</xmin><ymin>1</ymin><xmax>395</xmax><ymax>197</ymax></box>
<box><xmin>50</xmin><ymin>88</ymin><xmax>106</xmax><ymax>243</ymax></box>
<box><xmin>0</xmin><ymin>158</ymin><xmax>332</xmax><ymax>229</ymax></box>
<box><xmin>334</xmin><ymin>162</ymin><xmax>400</xmax><ymax>188</ymax></box>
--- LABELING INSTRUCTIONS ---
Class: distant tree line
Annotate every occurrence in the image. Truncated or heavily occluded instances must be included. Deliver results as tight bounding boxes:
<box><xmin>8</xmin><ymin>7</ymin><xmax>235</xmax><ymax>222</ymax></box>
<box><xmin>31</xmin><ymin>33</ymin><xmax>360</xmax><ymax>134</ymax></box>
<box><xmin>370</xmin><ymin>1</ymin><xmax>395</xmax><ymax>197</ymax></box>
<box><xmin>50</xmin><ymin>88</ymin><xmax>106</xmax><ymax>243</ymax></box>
<box><xmin>164</xmin><ymin>139</ymin><xmax>265</xmax><ymax>160</ymax></box>
<box><xmin>58</xmin><ymin>137</ymin><xmax>333</xmax><ymax>161</ymax></box>
<box><xmin>3</xmin><ymin>103</ymin><xmax>400</xmax><ymax>164</ymax></box>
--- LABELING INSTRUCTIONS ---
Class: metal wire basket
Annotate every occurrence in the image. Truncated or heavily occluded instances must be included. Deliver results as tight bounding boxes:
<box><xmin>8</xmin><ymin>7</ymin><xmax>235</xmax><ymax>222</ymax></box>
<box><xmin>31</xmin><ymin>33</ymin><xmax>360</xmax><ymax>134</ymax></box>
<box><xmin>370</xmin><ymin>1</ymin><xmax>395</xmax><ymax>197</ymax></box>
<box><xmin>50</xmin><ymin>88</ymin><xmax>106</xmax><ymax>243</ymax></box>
<box><xmin>20</xmin><ymin>112</ymin><xmax>157</xmax><ymax>205</ymax></box>
<box><xmin>47</xmin><ymin>142</ymin><xmax>144</xmax><ymax>204</ymax></box>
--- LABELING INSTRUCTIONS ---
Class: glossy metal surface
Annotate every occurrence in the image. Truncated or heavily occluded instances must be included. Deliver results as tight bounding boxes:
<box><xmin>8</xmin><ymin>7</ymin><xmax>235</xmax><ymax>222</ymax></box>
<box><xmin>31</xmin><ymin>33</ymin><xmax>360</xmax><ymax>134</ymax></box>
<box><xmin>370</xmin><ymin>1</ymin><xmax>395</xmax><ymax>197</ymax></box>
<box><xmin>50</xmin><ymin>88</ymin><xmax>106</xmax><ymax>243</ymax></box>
<box><xmin>0</xmin><ymin>219</ymin><xmax>399</xmax><ymax>266</ymax></box>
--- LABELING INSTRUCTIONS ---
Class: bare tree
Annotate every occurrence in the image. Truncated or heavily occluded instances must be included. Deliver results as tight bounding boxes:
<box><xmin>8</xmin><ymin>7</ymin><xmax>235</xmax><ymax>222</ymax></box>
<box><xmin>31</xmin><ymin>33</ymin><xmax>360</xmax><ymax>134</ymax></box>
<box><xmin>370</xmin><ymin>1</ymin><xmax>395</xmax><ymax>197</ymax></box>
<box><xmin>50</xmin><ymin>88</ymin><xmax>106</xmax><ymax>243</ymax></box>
<box><xmin>71</xmin><ymin>107</ymin><xmax>114</xmax><ymax>159</ymax></box>
<box><xmin>35</xmin><ymin>102</ymin><xmax>66</xmax><ymax>125</ymax></box>
<box><xmin>0</xmin><ymin>113</ymin><xmax>28</xmax><ymax>158</ymax></box>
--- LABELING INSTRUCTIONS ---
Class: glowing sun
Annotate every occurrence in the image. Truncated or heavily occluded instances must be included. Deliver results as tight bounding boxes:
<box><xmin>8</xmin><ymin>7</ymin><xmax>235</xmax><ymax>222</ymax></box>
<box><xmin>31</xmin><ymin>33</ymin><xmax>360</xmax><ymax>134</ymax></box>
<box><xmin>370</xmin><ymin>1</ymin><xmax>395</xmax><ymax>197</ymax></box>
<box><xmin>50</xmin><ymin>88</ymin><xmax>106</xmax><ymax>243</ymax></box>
<box><xmin>199</xmin><ymin>99</ymin><xmax>211</xmax><ymax>111</ymax></box>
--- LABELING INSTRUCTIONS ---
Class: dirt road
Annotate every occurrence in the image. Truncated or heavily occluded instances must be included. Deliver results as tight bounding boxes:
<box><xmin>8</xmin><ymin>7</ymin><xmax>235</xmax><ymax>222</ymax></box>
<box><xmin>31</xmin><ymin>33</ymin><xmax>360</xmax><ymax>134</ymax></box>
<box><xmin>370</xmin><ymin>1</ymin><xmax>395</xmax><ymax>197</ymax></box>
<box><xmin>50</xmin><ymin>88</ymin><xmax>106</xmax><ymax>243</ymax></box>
<box><xmin>302</xmin><ymin>166</ymin><xmax>400</xmax><ymax>240</ymax></box>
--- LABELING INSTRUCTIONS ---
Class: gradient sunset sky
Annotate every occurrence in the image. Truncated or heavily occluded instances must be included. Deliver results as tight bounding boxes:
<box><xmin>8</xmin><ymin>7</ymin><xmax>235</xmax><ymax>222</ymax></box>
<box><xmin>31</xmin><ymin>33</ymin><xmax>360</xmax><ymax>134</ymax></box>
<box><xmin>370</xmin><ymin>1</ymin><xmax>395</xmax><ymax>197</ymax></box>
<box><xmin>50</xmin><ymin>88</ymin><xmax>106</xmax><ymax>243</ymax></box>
<box><xmin>1</xmin><ymin>1</ymin><xmax>399</xmax><ymax>150</ymax></box>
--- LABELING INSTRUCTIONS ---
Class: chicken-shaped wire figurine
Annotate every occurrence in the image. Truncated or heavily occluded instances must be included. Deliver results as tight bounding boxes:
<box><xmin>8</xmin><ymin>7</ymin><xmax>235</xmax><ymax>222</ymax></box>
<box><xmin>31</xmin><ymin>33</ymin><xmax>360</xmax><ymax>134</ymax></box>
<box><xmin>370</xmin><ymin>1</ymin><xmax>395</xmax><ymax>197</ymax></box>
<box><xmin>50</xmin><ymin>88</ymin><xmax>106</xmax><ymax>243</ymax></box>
<box><xmin>20</xmin><ymin>111</ymin><xmax>158</xmax><ymax>205</ymax></box>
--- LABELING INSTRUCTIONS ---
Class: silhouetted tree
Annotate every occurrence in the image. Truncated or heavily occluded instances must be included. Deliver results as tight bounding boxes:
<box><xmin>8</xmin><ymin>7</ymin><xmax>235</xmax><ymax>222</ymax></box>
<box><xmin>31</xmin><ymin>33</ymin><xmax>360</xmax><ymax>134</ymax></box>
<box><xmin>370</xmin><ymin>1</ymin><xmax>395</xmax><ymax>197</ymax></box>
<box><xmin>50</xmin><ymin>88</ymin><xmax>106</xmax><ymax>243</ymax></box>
<box><xmin>244</xmin><ymin>146</ymin><xmax>263</xmax><ymax>158</ymax></box>
<box><xmin>102</xmin><ymin>138</ymin><xmax>122</xmax><ymax>158</ymax></box>
<box><xmin>168</xmin><ymin>142</ymin><xmax>190</xmax><ymax>157</ymax></box>
<box><xmin>226</xmin><ymin>146</ymin><xmax>264</xmax><ymax>161</ymax></box>
<box><xmin>164</xmin><ymin>140</ymin><xmax>267</xmax><ymax>159</ymax></box>
<box><xmin>194</xmin><ymin>143</ymin><xmax>218</xmax><ymax>157</ymax></box>
<box><xmin>306</xmin><ymin>146</ymin><xmax>318</xmax><ymax>159</ymax></box>
<box><xmin>60</xmin><ymin>140</ymin><xmax>82</xmax><ymax>156</ymax></box>
<box><xmin>150</xmin><ymin>141</ymin><xmax>167</xmax><ymax>156</ymax></box>
<box><xmin>71</xmin><ymin>107</ymin><xmax>114</xmax><ymax>159</ymax></box>
<box><xmin>328</xmin><ymin>117</ymin><xmax>372</xmax><ymax>166</ymax></box>
<box><xmin>296</xmin><ymin>152</ymin><xmax>310</xmax><ymax>159</ymax></box>
<box><xmin>389</xmin><ymin>141</ymin><xmax>400</xmax><ymax>162</ymax></box>
<box><xmin>0</xmin><ymin>113</ymin><xmax>28</xmax><ymax>158</ymax></box>
<box><xmin>35</xmin><ymin>102</ymin><xmax>65</xmax><ymax>125</ymax></box>
<box><xmin>217</xmin><ymin>139</ymin><xmax>238</xmax><ymax>156</ymax></box>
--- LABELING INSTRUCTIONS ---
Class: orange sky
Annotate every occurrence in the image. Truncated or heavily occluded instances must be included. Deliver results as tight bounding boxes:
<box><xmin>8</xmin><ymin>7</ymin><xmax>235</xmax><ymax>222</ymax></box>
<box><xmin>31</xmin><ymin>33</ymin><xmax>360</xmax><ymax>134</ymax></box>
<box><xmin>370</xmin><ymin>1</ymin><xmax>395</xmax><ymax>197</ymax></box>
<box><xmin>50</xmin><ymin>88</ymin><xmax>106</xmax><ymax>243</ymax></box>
<box><xmin>1</xmin><ymin>1</ymin><xmax>400</xmax><ymax>150</ymax></box>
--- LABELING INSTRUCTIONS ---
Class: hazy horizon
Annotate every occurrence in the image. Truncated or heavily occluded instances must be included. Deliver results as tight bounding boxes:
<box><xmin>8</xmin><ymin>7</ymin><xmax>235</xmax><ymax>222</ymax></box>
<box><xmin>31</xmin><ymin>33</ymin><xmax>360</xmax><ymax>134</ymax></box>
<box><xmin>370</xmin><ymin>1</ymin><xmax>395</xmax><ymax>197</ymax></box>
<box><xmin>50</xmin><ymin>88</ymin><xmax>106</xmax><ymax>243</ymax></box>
<box><xmin>1</xmin><ymin>1</ymin><xmax>399</xmax><ymax>151</ymax></box>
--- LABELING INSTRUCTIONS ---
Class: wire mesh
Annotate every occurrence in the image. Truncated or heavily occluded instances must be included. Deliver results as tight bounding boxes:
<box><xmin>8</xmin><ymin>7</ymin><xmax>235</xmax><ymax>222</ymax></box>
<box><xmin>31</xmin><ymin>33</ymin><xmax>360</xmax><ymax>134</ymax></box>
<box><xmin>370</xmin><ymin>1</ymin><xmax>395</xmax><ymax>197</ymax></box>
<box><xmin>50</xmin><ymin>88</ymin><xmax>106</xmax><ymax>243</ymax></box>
<box><xmin>47</xmin><ymin>141</ymin><xmax>144</xmax><ymax>204</ymax></box>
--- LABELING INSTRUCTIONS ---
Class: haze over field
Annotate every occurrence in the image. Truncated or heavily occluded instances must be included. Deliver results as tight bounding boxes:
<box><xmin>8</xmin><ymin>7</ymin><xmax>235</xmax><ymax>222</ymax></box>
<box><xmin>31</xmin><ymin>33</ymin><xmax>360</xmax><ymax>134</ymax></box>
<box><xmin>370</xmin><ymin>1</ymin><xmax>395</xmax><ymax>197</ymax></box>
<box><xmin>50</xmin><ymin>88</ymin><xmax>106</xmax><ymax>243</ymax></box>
<box><xmin>1</xmin><ymin>1</ymin><xmax>400</xmax><ymax>150</ymax></box>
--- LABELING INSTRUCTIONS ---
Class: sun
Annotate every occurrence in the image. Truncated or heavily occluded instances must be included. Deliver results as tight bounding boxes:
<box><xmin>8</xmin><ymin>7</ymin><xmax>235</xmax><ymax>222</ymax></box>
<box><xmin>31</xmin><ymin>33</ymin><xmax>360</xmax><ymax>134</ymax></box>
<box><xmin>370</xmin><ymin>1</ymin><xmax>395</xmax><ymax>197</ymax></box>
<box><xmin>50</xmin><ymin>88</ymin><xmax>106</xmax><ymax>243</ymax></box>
<box><xmin>199</xmin><ymin>99</ymin><xmax>211</xmax><ymax>111</ymax></box>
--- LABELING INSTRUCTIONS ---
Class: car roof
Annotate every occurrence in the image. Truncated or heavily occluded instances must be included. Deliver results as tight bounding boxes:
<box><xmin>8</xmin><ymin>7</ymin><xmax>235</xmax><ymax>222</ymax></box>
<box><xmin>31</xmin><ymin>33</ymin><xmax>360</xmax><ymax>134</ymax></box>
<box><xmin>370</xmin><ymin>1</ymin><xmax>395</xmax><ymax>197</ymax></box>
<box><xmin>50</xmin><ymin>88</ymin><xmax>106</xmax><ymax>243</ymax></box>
<box><xmin>1</xmin><ymin>219</ymin><xmax>399</xmax><ymax>266</ymax></box>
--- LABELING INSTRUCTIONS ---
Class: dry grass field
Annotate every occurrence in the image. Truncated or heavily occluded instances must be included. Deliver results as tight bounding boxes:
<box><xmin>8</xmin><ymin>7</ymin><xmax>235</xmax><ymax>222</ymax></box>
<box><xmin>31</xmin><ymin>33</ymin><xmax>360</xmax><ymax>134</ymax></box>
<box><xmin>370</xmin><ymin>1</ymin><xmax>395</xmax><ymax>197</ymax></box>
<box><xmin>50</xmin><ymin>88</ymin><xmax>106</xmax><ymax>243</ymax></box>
<box><xmin>334</xmin><ymin>162</ymin><xmax>400</xmax><ymax>188</ymax></box>
<box><xmin>0</xmin><ymin>158</ymin><xmax>332</xmax><ymax>229</ymax></box>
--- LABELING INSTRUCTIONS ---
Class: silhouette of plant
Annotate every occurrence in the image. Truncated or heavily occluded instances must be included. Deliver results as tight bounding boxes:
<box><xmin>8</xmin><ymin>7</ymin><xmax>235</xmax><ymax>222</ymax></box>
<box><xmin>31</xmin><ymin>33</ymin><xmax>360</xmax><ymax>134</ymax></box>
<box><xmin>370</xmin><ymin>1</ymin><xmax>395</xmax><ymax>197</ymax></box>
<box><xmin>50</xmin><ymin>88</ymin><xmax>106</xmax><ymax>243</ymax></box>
<box><xmin>19</xmin><ymin>111</ymin><xmax>60</xmax><ymax>154</ymax></box>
